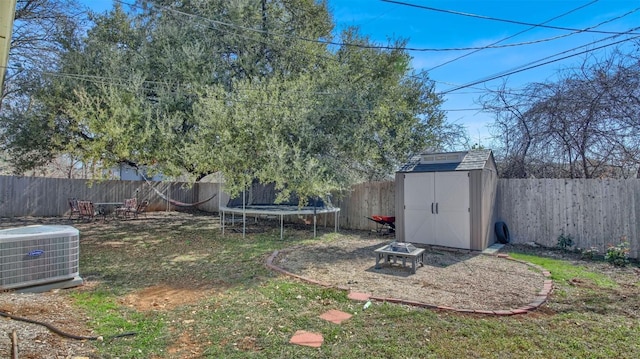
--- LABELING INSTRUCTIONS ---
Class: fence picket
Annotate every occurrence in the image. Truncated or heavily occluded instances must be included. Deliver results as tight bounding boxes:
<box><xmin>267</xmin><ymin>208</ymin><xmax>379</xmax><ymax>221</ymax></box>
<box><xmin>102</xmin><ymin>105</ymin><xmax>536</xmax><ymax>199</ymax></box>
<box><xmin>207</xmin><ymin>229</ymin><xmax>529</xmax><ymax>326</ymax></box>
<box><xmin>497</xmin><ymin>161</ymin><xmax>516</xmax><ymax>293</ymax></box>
<box><xmin>0</xmin><ymin>175</ymin><xmax>637</xmax><ymax>258</ymax></box>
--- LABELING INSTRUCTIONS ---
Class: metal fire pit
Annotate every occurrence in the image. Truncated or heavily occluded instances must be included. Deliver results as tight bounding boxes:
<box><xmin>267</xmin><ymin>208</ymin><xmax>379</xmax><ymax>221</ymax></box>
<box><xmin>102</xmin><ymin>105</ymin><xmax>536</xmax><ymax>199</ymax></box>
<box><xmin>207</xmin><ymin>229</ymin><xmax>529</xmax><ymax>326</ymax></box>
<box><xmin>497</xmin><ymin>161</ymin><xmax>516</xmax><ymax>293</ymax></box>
<box><xmin>374</xmin><ymin>241</ymin><xmax>424</xmax><ymax>273</ymax></box>
<box><xmin>388</xmin><ymin>241</ymin><xmax>417</xmax><ymax>253</ymax></box>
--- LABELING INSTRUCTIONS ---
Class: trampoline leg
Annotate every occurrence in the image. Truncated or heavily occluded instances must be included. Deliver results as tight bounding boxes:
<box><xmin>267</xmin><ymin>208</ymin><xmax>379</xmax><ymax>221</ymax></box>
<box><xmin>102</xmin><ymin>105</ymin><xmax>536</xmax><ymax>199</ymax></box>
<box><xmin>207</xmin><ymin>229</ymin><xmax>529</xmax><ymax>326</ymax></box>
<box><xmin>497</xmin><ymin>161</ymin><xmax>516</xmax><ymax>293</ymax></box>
<box><xmin>222</xmin><ymin>211</ymin><xmax>225</xmax><ymax>236</ymax></box>
<box><xmin>280</xmin><ymin>214</ymin><xmax>284</xmax><ymax>240</ymax></box>
<box><xmin>313</xmin><ymin>214</ymin><xmax>317</xmax><ymax>238</ymax></box>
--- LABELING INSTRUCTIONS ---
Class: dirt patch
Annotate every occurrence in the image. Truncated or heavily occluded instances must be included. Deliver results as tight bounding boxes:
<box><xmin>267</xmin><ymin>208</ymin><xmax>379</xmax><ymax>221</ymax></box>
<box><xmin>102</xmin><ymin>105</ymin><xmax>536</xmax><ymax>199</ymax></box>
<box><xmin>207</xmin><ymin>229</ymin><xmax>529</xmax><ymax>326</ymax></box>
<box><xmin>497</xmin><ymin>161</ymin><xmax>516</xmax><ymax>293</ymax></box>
<box><xmin>165</xmin><ymin>331</ymin><xmax>205</xmax><ymax>359</ymax></box>
<box><xmin>0</xmin><ymin>291</ymin><xmax>97</xmax><ymax>358</ymax></box>
<box><xmin>121</xmin><ymin>285</ymin><xmax>216</xmax><ymax>311</ymax></box>
<box><xmin>273</xmin><ymin>237</ymin><xmax>547</xmax><ymax>311</ymax></box>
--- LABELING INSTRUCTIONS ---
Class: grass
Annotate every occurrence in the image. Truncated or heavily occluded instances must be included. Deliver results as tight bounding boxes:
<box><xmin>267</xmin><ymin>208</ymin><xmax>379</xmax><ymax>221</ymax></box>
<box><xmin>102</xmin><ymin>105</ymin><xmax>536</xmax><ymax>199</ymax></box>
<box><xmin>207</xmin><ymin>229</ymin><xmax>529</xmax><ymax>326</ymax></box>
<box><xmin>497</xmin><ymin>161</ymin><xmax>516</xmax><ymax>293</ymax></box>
<box><xmin>5</xmin><ymin>213</ymin><xmax>640</xmax><ymax>358</ymax></box>
<box><xmin>70</xmin><ymin>291</ymin><xmax>168</xmax><ymax>357</ymax></box>
<box><xmin>508</xmin><ymin>252</ymin><xmax>618</xmax><ymax>287</ymax></box>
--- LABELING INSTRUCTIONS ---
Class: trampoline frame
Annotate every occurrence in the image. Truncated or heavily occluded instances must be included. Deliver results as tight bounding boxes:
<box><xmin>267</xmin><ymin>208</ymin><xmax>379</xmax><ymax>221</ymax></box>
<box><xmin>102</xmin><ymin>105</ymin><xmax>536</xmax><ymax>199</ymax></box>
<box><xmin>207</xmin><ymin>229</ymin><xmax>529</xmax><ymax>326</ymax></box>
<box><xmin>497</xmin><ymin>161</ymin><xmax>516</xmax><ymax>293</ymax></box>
<box><xmin>220</xmin><ymin>205</ymin><xmax>340</xmax><ymax>239</ymax></box>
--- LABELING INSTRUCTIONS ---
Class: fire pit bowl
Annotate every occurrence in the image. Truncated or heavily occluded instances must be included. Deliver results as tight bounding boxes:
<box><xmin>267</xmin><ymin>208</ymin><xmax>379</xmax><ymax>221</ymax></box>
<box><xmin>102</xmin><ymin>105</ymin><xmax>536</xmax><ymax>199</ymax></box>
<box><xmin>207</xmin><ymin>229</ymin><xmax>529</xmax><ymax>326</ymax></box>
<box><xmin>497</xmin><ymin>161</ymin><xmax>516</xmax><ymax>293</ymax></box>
<box><xmin>388</xmin><ymin>241</ymin><xmax>417</xmax><ymax>253</ymax></box>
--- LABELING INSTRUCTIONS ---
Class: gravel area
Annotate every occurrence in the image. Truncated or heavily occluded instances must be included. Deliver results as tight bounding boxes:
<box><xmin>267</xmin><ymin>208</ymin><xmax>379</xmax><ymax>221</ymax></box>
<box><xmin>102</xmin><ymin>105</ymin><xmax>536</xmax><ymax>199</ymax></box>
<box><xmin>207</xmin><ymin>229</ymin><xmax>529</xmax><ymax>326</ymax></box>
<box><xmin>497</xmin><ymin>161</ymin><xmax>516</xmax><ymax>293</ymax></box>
<box><xmin>0</xmin><ymin>290</ymin><xmax>97</xmax><ymax>359</ymax></box>
<box><xmin>273</xmin><ymin>237</ymin><xmax>546</xmax><ymax>311</ymax></box>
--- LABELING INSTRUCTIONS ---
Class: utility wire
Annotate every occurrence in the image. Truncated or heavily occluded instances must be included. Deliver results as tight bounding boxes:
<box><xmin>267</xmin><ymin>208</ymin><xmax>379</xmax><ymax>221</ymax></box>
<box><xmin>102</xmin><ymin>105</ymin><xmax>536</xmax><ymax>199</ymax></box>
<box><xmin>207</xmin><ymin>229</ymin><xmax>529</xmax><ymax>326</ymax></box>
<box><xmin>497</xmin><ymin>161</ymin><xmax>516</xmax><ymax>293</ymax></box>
<box><xmin>109</xmin><ymin>0</ymin><xmax>639</xmax><ymax>93</ymax></box>
<box><xmin>8</xmin><ymin>1</ymin><xmax>635</xmax><ymax>113</ymax></box>
<box><xmin>381</xmin><ymin>0</ymin><xmax>640</xmax><ymax>35</ymax></box>
<box><xmin>424</xmin><ymin>0</ymin><xmax>600</xmax><ymax>72</ymax></box>
<box><xmin>2</xmin><ymin>64</ymin><xmax>423</xmax><ymax>114</ymax></box>
<box><xmin>439</xmin><ymin>34</ymin><xmax>640</xmax><ymax>94</ymax></box>
<box><xmin>457</xmin><ymin>26</ymin><xmax>640</xmax><ymax>90</ymax></box>
<box><xmin>0</xmin><ymin>63</ymin><xmax>560</xmax><ymax>114</ymax></box>
<box><xmin>114</xmin><ymin>0</ymin><xmax>638</xmax><ymax>52</ymax></box>
<box><xmin>118</xmin><ymin>0</ymin><xmax>640</xmax><ymax>94</ymax></box>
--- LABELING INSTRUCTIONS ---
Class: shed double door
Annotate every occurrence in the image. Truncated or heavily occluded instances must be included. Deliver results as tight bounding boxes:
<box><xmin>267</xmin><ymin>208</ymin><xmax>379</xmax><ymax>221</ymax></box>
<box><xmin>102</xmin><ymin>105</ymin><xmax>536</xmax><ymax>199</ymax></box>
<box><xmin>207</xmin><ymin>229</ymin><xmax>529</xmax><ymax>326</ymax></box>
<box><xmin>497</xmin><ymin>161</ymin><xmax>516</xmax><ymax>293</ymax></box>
<box><xmin>404</xmin><ymin>171</ymin><xmax>470</xmax><ymax>249</ymax></box>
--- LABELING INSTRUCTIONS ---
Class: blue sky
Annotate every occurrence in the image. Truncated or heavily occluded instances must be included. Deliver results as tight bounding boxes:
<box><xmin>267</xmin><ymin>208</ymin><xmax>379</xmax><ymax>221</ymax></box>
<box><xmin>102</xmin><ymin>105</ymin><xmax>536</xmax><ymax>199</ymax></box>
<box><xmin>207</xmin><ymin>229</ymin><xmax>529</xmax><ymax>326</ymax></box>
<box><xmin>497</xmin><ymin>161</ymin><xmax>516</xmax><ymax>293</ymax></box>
<box><xmin>82</xmin><ymin>0</ymin><xmax>640</xmax><ymax>147</ymax></box>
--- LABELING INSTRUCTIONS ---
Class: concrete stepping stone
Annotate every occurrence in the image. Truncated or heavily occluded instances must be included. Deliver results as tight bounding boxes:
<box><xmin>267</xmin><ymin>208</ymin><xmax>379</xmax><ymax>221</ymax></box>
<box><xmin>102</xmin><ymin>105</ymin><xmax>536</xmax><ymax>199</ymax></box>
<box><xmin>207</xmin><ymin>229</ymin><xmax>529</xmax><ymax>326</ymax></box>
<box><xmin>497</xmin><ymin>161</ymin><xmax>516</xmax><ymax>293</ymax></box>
<box><xmin>348</xmin><ymin>292</ymin><xmax>371</xmax><ymax>301</ymax></box>
<box><xmin>319</xmin><ymin>309</ymin><xmax>352</xmax><ymax>324</ymax></box>
<box><xmin>289</xmin><ymin>330</ymin><xmax>324</xmax><ymax>347</ymax></box>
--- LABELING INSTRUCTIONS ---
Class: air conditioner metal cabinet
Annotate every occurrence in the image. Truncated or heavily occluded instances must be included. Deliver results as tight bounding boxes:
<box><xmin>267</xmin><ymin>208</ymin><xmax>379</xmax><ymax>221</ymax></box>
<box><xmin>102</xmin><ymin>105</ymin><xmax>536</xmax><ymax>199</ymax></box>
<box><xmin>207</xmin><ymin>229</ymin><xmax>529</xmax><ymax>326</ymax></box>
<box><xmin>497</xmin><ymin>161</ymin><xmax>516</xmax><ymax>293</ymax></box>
<box><xmin>0</xmin><ymin>225</ymin><xmax>81</xmax><ymax>290</ymax></box>
<box><xmin>395</xmin><ymin>150</ymin><xmax>498</xmax><ymax>251</ymax></box>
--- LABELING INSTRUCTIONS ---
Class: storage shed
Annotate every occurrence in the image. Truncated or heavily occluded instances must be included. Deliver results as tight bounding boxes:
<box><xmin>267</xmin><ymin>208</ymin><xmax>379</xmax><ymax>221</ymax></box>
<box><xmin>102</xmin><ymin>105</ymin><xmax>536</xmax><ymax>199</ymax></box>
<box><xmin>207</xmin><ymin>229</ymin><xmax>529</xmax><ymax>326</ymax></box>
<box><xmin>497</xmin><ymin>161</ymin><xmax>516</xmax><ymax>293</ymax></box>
<box><xmin>395</xmin><ymin>149</ymin><xmax>498</xmax><ymax>251</ymax></box>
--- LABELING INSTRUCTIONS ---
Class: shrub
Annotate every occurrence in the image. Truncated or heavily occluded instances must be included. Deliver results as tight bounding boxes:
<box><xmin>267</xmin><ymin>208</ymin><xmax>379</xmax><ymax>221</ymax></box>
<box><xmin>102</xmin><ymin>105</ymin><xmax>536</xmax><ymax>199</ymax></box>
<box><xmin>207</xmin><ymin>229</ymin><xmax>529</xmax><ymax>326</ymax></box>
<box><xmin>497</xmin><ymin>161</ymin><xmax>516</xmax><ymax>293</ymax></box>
<box><xmin>605</xmin><ymin>238</ymin><xmax>630</xmax><ymax>267</ymax></box>
<box><xmin>581</xmin><ymin>246</ymin><xmax>600</xmax><ymax>260</ymax></box>
<box><xmin>557</xmin><ymin>233</ymin><xmax>575</xmax><ymax>251</ymax></box>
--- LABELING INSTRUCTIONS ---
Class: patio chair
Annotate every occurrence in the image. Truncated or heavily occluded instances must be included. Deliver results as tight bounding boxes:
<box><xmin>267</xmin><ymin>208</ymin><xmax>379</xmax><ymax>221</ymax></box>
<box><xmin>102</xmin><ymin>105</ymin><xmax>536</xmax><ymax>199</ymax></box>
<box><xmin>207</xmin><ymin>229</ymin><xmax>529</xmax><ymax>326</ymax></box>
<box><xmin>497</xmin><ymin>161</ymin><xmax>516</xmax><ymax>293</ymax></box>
<box><xmin>115</xmin><ymin>198</ymin><xmax>137</xmax><ymax>219</ymax></box>
<box><xmin>132</xmin><ymin>200</ymin><xmax>149</xmax><ymax>218</ymax></box>
<box><xmin>68</xmin><ymin>198</ymin><xmax>80</xmax><ymax>220</ymax></box>
<box><xmin>77</xmin><ymin>200</ymin><xmax>96</xmax><ymax>221</ymax></box>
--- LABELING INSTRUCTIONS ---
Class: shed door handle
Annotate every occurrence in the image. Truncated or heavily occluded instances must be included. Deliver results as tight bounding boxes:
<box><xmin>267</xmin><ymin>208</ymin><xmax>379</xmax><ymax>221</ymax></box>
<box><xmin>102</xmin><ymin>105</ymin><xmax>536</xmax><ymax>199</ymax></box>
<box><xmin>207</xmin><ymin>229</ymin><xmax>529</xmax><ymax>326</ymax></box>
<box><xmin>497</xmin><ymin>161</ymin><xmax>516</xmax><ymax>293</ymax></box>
<box><xmin>436</xmin><ymin>203</ymin><xmax>439</xmax><ymax>214</ymax></box>
<box><xmin>431</xmin><ymin>202</ymin><xmax>434</xmax><ymax>214</ymax></box>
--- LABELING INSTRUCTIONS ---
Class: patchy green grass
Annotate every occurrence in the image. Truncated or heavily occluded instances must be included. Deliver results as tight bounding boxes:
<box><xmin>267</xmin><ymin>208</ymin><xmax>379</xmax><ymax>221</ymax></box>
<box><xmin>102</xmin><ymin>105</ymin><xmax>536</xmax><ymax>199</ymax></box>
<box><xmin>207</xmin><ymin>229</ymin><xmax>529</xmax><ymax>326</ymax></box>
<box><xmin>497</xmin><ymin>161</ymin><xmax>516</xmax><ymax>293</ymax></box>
<box><xmin>509</xmin><ymin>252</ymin><xmax>618</xmax><ymax>287</ymax></box>
<box><xmin>70</xmin><ymin>291</ymin><xmax>167</xmax><ymax>358</ymax></box>
<box><xmin>3</xmin><ymin>213</ymin><xmax>639</xmax><ymax>358</ymax></box>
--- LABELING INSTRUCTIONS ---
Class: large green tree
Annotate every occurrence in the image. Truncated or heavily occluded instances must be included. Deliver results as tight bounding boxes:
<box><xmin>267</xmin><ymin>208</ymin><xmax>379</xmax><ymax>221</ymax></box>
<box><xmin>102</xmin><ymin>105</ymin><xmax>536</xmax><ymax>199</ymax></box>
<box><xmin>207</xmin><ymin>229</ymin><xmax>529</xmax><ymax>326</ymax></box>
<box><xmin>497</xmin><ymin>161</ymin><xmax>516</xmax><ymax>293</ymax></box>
<box><xmin>2</xmin><ymin>0</ymin><xmax>463</xmax><ymax>199</ymax></box>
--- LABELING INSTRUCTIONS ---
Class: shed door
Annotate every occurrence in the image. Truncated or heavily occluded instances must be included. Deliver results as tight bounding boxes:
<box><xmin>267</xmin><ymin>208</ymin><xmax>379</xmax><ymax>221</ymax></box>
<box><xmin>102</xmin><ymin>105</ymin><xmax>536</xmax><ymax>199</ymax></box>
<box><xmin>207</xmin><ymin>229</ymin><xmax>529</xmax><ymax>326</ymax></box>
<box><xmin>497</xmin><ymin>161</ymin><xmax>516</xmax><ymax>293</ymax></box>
<box><xmin>403</xmin><ymin>172</ymin><xmax>435</xmax><ymax>244</ymax></box>
<box><xmin>434</xmin><ymin>171</ymin><xmax>470</xmax><ymax>249</ymax></box>
<box><xmin>403</xmin><ymin>171</ymin><xmax>471</xmax><ymax>249</ymax></box>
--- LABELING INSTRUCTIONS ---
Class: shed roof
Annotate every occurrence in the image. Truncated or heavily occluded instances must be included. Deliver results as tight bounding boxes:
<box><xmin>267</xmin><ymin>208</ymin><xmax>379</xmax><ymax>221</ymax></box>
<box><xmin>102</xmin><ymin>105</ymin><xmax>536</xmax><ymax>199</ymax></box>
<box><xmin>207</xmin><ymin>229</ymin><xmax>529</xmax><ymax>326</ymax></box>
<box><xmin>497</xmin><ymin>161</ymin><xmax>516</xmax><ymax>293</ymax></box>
<box><xmin>398</xmin><ymin>149</ymin><xmax>493</xmax><ymax>173</ymax></box>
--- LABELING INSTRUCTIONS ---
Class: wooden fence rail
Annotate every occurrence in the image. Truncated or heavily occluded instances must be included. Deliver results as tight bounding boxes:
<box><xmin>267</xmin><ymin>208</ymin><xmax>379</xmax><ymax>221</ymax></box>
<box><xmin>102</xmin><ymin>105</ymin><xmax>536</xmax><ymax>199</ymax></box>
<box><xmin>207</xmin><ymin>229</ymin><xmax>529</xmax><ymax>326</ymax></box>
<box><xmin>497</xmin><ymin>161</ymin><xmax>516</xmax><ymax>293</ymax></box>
<box><xmin>1</xmin><ymin>176</ymin><xmax>637</xmax><ymax>258</ymax></box>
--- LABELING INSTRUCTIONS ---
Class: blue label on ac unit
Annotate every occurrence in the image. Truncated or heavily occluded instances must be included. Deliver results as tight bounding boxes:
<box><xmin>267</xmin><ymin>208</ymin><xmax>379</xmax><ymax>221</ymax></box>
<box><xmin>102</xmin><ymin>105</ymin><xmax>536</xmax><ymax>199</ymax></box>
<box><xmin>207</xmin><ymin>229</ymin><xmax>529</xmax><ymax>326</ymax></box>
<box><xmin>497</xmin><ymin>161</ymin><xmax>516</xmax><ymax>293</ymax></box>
<box><xmin>27</xmin><ymin>250</ymin><xmax>45</xmax><ymax>257</ymax></box>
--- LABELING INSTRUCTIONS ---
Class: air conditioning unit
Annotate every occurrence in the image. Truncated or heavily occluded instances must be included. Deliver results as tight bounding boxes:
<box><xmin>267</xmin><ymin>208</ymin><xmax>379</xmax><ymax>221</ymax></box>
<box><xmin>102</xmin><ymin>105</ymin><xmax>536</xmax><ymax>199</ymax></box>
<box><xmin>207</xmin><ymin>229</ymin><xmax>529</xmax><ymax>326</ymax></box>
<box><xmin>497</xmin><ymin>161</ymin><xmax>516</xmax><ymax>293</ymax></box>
<box><xmin>0</xmin><ymin>225</ymin><xmax>83</xmax><ymax>291</ymax></box>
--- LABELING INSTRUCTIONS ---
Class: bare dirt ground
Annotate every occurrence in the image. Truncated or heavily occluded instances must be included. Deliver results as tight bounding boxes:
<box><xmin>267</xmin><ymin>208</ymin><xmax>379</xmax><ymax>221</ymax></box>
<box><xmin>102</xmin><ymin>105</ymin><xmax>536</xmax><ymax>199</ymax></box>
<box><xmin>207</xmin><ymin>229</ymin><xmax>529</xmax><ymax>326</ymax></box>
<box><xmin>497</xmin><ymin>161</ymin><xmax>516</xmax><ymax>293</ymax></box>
<box><xmin>273</xmin><ymin>237</ymin><xmax>546</xmax><ymax>311</ymax></box>
<box><xmin>1</xmin><ymin>213</ymin><xmax>637</xmax><ymax>358</ymax></box>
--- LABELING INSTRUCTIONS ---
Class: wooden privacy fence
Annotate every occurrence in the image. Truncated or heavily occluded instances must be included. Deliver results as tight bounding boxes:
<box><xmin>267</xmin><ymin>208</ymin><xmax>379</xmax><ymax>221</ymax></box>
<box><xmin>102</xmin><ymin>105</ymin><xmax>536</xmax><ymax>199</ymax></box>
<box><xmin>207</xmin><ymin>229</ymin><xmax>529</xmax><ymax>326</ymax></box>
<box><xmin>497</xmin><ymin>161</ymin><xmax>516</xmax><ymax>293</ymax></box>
<box><xmin>0</xmin><ymin>175</ymin><xmax>222</xmax><ymax>217</ymax></box>
<box><xmin>1</xmin><ymin>175</ymin><xmax>638</xmax><ymax>258</ymax></box>
<box><xmin>495</xmin><ymin>179</ymin><xmax>640</xmax><ymax>259</ymax></box>
<box><xmin>332</xmin><ymin>181</ymin><xmax>396</xmax><ymax>231</ymax></box>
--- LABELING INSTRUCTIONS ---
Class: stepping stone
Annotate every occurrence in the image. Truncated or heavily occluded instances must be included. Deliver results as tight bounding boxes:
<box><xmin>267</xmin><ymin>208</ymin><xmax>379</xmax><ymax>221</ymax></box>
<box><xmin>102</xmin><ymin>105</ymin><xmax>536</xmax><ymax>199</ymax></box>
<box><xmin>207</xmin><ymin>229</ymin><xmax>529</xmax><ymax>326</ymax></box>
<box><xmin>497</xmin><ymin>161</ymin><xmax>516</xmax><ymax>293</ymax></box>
<box><xmin>348</xmin><ymin>292</ymin><xmax>371</xmax><ymax>301</ymax></box>
<box><xmin>289</xmin><ymin>330</ymin><xmax>323</xmax><ymax>347</ymax></box>
<box><xmin>482</xmin><ymin>243</ymin><xmax>504</xmax><ymax>255</ymax></box>
<box><xmin>319</xmin><ymin>309</ymin><xmax>352</xmax><ymax>324</ymax></box>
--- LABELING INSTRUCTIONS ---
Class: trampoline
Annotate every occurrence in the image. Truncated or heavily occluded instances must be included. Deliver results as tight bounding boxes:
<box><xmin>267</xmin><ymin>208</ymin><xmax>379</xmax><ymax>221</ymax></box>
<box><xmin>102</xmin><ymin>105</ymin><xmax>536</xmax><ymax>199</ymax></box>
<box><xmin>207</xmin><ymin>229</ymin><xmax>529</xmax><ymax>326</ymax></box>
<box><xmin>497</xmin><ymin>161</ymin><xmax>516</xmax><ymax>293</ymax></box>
<box><xmin>219</xmin><ymin>181</ymin><xmax>340</xmax><ymax>239</ymax></box>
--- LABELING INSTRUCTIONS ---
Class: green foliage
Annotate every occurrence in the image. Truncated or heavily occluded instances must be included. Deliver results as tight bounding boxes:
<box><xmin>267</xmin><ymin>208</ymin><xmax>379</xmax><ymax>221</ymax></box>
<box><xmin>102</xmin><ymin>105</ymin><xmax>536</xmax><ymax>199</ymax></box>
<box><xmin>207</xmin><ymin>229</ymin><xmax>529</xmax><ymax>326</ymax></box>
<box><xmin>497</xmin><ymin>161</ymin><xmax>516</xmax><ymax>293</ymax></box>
<box><xmin>581</xmin><ymin>246</ymin><xmax>600</xmax><ymax>260</ymax></box>
<box><xmin>2</xmin><ymin>0</ymin><xmax>464</xmax><ymax>198</ymax></box>
<box><xmin>605</xmin><ymin>238</ymin><xmax>630</xmax><ymax>267</ymax></box>
<box><xmin>556</xmin><ymin>233</ymin><xmax>575</xmax><ymax>251</ymax></box>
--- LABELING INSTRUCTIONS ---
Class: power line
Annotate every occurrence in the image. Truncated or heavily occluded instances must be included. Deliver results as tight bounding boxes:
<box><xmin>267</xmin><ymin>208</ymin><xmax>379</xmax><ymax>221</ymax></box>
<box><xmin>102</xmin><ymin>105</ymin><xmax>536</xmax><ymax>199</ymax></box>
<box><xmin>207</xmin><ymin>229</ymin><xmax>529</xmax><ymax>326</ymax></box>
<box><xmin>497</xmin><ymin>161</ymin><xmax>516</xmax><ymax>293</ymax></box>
<box><xmin>381</xmin><ymin>0</ymin><xmax>640</xmax><ymax>36</ymax></box>
<box><xmin>10</xmin><ymin>1</ymin><xmax>636</xmax><ymax>115</ymax></box>
<box><xmin>3</xmin><ymin>61</ymin><xmax>583</xmax><ymax>115</ymax></box>
<box><xmin>456</xmin><ymin>26</ymin><xmax>640</xmax><ymax>90</ymax></box>
<box><xmin>439</xmin><ymin>34</ymin><xmax>640</xmax><ymax>94</ymax></box>
<box><xmin>424</xmin><ymin>0</ymin><xmax>600</xmax><ymax>72</ymax></box>
<box><xmin>120</xmin><ymin>0</ymin><xmax>640</xmax><ymax>96</ymax></box>
<box><xmin>110</xmin><ymin>0</ymin><xmax>640</xmax><ymax>94</ymax></box>
<box><xmin>2</xmin><ymin>64</ymin><xmax>453</xmax><ymax>114</ymax></box>
<box><xmin>113</xmin><ymin>0</ymin><xmax>637</xmax><ymax>53</ymax></box>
